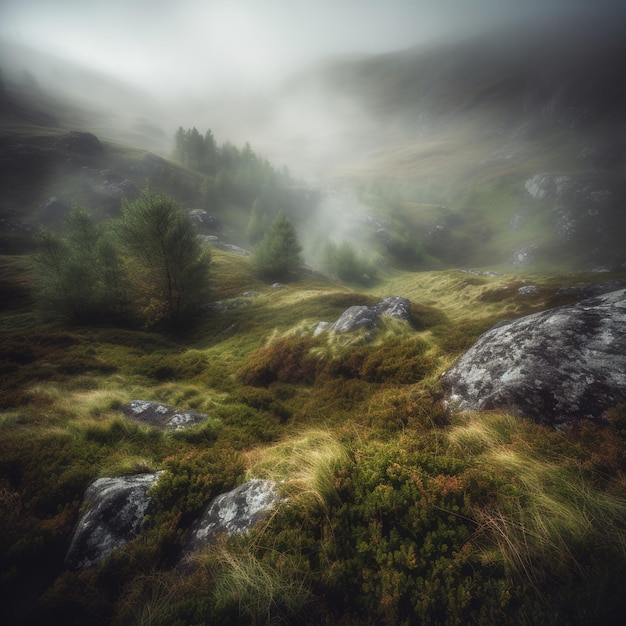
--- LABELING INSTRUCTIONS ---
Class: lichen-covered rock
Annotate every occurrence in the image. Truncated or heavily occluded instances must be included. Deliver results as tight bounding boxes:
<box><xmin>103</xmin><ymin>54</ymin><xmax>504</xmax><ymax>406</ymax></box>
<box><xmin>184</xmin><ymin>479</ymin><xmax>281</xmax><ymax>556</ymax></box>
<box><xmin>441</xmin><ymin>289</ymin><xmax>626</xmax><ymax>426</ymax></box>
<box><xmin>65</xmin><ymin>473</ymin><xmax>161</xmax><ymax>570</ymax></box>
<box><xmin>121</xmin><ymin>400</ymin><xmax>207</xmax><ymax>430</ymax></box>
<box><xmin>332</xmin><ymin>296</ymin><xmax>411</xmax><ymax>334</ymax></box>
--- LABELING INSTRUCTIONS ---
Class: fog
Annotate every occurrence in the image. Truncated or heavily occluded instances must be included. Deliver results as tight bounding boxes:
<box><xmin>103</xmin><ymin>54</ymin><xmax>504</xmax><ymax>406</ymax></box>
<box><xmin>2</xmin><ymin>0</ymin><xmax>625</xmax><ymax>270</ymax></box>
<box><xmin>2</xmin><ymin>0</ymin><xmax>620</xmax><ymax>177</ymax></box>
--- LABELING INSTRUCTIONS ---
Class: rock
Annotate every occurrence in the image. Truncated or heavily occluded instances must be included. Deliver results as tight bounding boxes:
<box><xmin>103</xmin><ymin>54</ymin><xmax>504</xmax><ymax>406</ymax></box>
<box><xmin>37</xmin><ymin>196</ymin><xmax>72</xmax><ymax>227</ymax></box>
<box><xmin>272</xmin><ymin>283</ymin><xmax>284</xmax><ymax>290</ymax></box>
<box><xmin>517</xmin><ymin>285</ymin><xmax>539</xmax><ymax>295</ymax></box>
<box><xmin>332</xmin><ymin>296</ymin><xmax>411</xmax><ymax>334</ymax></box>
<box><xmin>183</xmin><ymin>479</ymin><xmax>281</xmax><ymax>556</ymax></box>
<box><xmin>510</xmin><ymin>244</ymin><xmax>538</xmax><ymax>269</ymax></box>
<box><xmin>441</xmin><ymin>289</ymin><xmax>626</xmax><ymax>426</ymax></box>
<box><xmin>555</xmin><ymin>280</ymin><xmax>626</xmax><ymax>300</ymax></box>
<box><xmin>314</xmin><ymin>321</ymin><xmax>332</xmax><ymax>336</ymax></box>
<box><xmin>197</xmin><ymin>234</ymin><xmax>219</xmax><ymax>245</ymax></box>
<box><xmin>187</xmin><ymin>209</ymin><xmax>222</xmax><ymax>233</ymax></box>
<box><xmin>65</xmin><ymin>473</ymin><xmax>161</xmax><ymax>570</ymax></box>
<box><xmin>54</xmin><ymin>131</ymin><xmax>103</xmax><ymax>155</ymax></box>
<box><xmin>216</xmin><ymin>242</ymin><xmax>250</xmax><ymax>256</ymax></box>
<box><xmin>121</xmin><ymin>400</ymin><xmax>207</xmax><ymax>430</ymax></box>
<box><xmin>97</xmin><ymin>178</ymin><xmax>139</xmax><ymax>201</ymax></box>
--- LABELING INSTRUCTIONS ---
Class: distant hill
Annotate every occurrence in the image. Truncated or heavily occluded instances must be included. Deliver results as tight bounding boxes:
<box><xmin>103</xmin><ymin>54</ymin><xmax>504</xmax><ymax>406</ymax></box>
<box><xmin>274</xmin><ymin>14</ymin><xmax>626</xmax><ymax>270</ymax></box>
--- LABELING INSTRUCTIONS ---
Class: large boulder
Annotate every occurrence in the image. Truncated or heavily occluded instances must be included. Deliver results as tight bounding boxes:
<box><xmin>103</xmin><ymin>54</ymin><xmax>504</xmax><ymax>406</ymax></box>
<box><xmin>441</xmin><ymin>289</ymin><xmax>626</xmax><ymax>426</ymax></box>
<box><xmin>121</xmin><ymin>400</ymin><xmax>208</xmax><ymax>430</ymax></box>
<box><xmin>65</xmin><ymin>473</ymin><xmax>161</xmax><ymax>570</ymax></box>
<box><xmin>331</xmin><ymin>296</ymin><xmax>411</xmax><ymax>334</ymax></box>
<box><xmin>183</xmin><ymin>479</ymin><xmax>281</xmax><ymax>557</ymax></box>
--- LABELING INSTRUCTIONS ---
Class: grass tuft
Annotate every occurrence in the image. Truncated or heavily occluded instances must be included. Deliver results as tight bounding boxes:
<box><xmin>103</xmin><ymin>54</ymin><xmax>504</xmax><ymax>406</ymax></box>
<box><xmin>247</xmin><ymin>429</ymin><xmax>349</xmax><ymax>508</ymax></box>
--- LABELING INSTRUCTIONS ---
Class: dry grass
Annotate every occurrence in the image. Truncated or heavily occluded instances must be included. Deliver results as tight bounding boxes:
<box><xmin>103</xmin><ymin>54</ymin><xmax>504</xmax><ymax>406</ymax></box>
<box><xmin>246</xmin><ymin>429</ymin><xmax>349</xmax><ymax>509</ymax></box>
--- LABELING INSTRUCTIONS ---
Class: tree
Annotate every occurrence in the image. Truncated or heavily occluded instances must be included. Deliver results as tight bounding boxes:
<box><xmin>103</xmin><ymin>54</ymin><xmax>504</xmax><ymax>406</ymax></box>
<box><xmin>252</xmin><ymin>213</ymin><xmax>302</xmax><ymax>280</ymax></box>
<box><xmin>116</xmin><ymin>188</ymin><xmax>211</xmax><ymax>327</ymax></box>
<box><xmin>33</xmin><ymin>209</ymin><xmax>125</xmax><ymax>322</ymax></box>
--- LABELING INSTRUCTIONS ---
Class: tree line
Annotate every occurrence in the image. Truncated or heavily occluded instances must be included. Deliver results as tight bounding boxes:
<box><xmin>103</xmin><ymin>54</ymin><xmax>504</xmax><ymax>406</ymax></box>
<box><xmin>173</xmin><ymin>126</ymin><xmax>294</xmax><ymax>212</ymax></box>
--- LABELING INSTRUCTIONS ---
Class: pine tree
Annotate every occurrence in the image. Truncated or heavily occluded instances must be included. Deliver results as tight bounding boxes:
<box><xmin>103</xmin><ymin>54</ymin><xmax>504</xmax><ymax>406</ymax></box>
<box><xmin>252</xmin><ymin>213</ymin><xmax>302</xmax><ymax>280</ymax></box>
<box><xmin>116</xmin><ymin>188</ymin><xmax>211</xmax><ymax>326</ymax></box>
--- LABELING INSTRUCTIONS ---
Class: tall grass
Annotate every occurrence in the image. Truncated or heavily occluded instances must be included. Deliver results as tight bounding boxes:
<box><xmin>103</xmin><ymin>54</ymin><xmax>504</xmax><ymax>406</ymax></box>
<box><xmin>247</xmin><ymin>429</ymin><xmax>349</xmax><ymax>509</ymax></box>
<box><xmin>210</xmin><ymin>543</ymin><xmax>312</xmax><ymax>625</ymax></box>
<box><xmin>449</xmin><ymin>413</ymin><xmax>626</xmax><ymax>584</ymax></box>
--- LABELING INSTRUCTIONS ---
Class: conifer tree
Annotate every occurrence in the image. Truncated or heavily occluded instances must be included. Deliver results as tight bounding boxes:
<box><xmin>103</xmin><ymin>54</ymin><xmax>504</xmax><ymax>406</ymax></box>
<box><xmin>116</xmin><ymin>188</ymin><xmax>211</xmax><ymax>326</ymax></box>
<box><xmin>252</xmin><ymin>213</ymin><xmax>302</xmax><ymax>280</ymax></box>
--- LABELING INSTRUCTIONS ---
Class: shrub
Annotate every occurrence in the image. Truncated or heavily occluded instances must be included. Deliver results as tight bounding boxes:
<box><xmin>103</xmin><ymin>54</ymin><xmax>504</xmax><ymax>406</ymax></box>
<box><xmin>238</xmin><ymin>335</ymin><xmax>321</xmax><ymax>386</ymax></box>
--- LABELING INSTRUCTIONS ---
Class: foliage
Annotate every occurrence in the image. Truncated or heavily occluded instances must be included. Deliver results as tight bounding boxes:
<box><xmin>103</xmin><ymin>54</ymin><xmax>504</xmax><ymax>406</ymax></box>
<box><xmin>32</xmin><ymin>190</ymin><xmax>211</xmax><ymax>328</ymax></box>
<box><xmin>322</xmin><ymin>239</ymin><xmax>378</xmax><ymax>284</ymax></box>
<box><xmin>32</xmin><ymin>209</ymin><xmax>126</xmax><ymax>323</ymax></box>
<box><xmin>5</xmin><ymin>240</ymin><xmax>626</xmax><ymax>625</ymax></box>
<box><xmin>116</xmin><ymin>187</ymin><xmax>211</xmax><ymax>327</ymax></box>
<box><xmin>251</xmin><ymin>213</ymin><xmax>302</xmax><ymax>280</ymax></box>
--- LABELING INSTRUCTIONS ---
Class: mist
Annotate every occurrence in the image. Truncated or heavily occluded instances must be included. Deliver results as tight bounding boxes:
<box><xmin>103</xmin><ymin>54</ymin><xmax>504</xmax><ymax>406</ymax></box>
<box><xmin>2</xmin><ymin>0</ymin><xmax>620</xmax><ymax>175</ymax></box>
<box><xmin>2</xmin><ymin>0</ymin><xmax>625</xmax><ymax>271</ymax></box>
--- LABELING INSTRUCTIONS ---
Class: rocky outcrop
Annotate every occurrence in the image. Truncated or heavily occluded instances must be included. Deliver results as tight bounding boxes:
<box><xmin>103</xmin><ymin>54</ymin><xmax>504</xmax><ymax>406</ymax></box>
<box><xmin>523</xmin><ymin>172</ymin><xmax>616</xmax><ymax>252</ymax></box>
<box><xmin>183</xmin><ymin>479</ymin><xmax>281</xmax><ymax>557</ymax></box>
<box><xmin>54</xmin><ymin>131</ymin><xmax>103</xmax><ymax>155</ymax></box>
<box><xmin>65</xmin><ymin>473</ymin><xmax>161</xmax><ymax>570</ymax></box>
<box><xmin>441</xmin><ymin>289</ymin><xmax>626</xmax><ymax>426</ymax></box>
<box><xmin>331</xmin><ymin>296</ymin><xmax>411</xmax><ymax>334</ymax></box>
<box><xmin>121</xmin><ymin>400</ymin><xmax>207</xmax><ymax>430</ymax></box>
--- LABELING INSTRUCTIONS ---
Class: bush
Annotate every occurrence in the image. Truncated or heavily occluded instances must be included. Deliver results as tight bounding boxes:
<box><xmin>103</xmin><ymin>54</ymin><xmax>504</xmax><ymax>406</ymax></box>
<box><xmin>238</xmin><ymin>335</ymin><xmax>321</xmax><ymax>386</ymax></box>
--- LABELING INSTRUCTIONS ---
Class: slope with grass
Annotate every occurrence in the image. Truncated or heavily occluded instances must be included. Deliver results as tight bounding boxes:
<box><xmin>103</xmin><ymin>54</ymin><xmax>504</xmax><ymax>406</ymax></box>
<box><xmin>2</xmin><ymin>236</ymin><xmax>626</xmax><ymax>624</ymax></box>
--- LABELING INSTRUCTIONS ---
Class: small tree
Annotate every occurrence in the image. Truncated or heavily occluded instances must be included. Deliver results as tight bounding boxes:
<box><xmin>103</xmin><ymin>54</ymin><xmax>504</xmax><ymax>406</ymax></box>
<box><xmin>116</xmin><ymin>188</ymin><xmax>211</xmax><ymax>327</ymax></box>
<box><xmin>33</xmin><ymin>209</ymin><xmax>122</xmax><ymax>322</ymax></box>
<box><xmin>252</xmin><ymin>213</ymin><xmax>302</xmax><ymax>280</ymax></box>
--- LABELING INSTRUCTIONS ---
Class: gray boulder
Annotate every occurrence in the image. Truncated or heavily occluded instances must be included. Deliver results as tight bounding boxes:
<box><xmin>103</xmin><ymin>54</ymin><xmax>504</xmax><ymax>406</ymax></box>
<box><xmin>184</xmin><ymin>479</ymin><xmax>281</xmax><ymax>556</ymax></box>
<box><xmin>332</xmin><ymin>296</ymin><xmax>411</xmax><ymax>334</ymax></box>
<box><xmin>441</xmin><ymin>289</ymin><xmax>626</xmax><ymax>426</ymax></box>
<box><xmin>65</xmin><ymin>472</ymin><xmax>161</xmax><ymax>570</ymax></box>
<box><xmin>188</xmin><ymin>209</ymin><xmax>222</xmax><ymax>233</ymax></box>
<box><xmin>121</xmin><ymin>400</ymin><xmax>207</xmax><ymax>430</ymax></box>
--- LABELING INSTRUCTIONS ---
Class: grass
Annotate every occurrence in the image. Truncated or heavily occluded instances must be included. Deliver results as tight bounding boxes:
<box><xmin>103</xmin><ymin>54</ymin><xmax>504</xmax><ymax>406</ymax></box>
<box><xmin>448</xmin><ymin>412</ymin><xmax>626</xmax><ymax>585</ymax></box>
<box><xmin>246</xmin><ymin>429</ymin><xmax>349</xmax><ymax>508</ymax></box>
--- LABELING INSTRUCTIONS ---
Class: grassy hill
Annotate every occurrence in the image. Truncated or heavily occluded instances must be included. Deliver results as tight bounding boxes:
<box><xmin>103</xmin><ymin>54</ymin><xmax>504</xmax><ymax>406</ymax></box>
<box><xmin>2</xmin><ymin>24</ymin><xmax>626</xmax><ymax>624</ymax></box>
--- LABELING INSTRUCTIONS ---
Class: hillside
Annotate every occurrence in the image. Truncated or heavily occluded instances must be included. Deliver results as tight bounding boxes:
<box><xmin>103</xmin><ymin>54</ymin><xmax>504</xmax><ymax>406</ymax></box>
<box><xmin>273</xmin><ymin>16</ymin><xmax>626</xmax><ymax>271</ymax></box>
<box><xmin>1</xmin><ymin>16</ymin><xmax>626</xmax><ymax>625</ymax></box>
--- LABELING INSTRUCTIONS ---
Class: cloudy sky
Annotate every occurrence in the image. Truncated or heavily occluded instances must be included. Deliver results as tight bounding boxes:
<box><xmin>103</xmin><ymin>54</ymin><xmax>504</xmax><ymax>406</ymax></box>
<box><xmin>1</xmin><ymin>0</ymin><xmax>622</xmax><ymax>96</ymax></box>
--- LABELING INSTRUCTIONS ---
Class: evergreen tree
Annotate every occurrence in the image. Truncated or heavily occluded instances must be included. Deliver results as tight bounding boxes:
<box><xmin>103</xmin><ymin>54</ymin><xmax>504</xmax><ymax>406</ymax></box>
<box><xmin>33</xmin><ymin>209</ymin><xmax>124</xmax><ymax>322</ymax></box>
<box><xmin>116</xmin><ymin>188</ymin><xmax>211</xmax><ymax>327</ymax></box>
<box><xmin>252</xmin><ymin>213</ymin><xmax>302</xmax><ymax>280</ymax></box>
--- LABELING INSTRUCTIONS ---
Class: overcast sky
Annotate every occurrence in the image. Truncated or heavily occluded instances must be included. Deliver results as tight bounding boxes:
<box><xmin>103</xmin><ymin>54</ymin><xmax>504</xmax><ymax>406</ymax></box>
<box><xmin>1</xmin><ymin>0</ymin><xmax>623</xmax><ymax>97</ymax></box>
